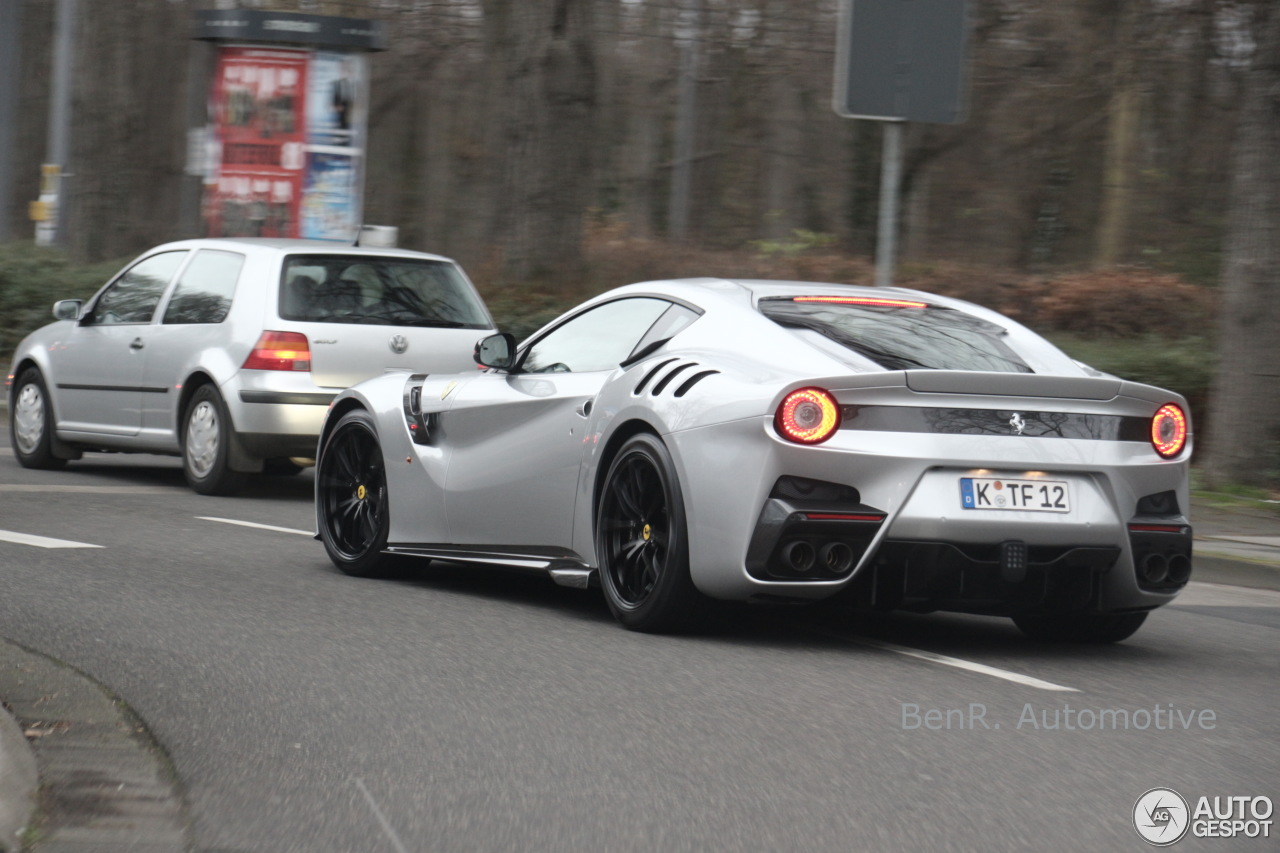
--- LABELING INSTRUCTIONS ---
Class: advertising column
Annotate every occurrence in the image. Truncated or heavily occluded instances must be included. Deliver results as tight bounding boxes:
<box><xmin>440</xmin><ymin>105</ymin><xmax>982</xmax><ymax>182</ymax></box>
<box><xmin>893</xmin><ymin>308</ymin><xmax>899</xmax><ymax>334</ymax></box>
<box><xmin>193</xmin><ymin>10</ymin><xmax>384</xmax><ymax>243</ymax></box>
<box><xmin>205</xmin><ymin>47</ymin><xmax>308</xmax><ymax>238</ymax></box>
<box><xmin>301</xmin><ymin>51</ymin><xmax>368</xmax><ymax>241</ymax></box>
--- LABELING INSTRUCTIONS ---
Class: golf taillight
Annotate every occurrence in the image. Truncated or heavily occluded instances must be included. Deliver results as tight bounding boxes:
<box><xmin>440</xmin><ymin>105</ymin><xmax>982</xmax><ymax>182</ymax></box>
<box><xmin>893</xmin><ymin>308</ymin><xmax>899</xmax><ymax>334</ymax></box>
<box><xmin>775</xmin><ymin>387</ymin><xmax>841</xmax><ymax>444</ymax></box>
<box><xmin>243</xmin><ymin>331</ymin><xmax>311</xmax><ymax>371</ymax></box>
<box><xmin>1151</xmin><ymin>403</ymin><xmax>1188</xmax><ymax>458</ymax></box>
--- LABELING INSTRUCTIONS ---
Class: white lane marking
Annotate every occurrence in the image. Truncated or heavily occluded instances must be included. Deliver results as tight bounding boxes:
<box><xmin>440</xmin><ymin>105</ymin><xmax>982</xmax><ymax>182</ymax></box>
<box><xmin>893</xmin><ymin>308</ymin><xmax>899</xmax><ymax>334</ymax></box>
<box><xmin>820</xmin><ymin>632</ymin><xmax>1079</xmax><ymax>692</ymax></box>
<box><xmin>353</xmin><ymin>777</ymin><xmax>410</xmax><ymax>853</ymax></box>
<box><xmin>196</xmin><ymin>516</ymin><xmax>313</xmax><ymax>536</ymax></box>
<box><xmin>0</xmin><ymin>529</ymin><xmax>103</xmax><ymax>549</ymax></box>
<box><xmin>1</xmin><ymin>484</ymin><xmax>178</xmax><ymax>494</ymax></box>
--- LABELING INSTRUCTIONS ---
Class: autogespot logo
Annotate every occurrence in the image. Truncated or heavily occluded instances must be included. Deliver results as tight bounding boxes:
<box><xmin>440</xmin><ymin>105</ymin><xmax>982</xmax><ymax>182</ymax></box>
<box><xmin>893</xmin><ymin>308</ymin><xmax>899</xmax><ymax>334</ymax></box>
<box><xmin>1134</xmin><ymin>788</ymin><xmax>1191</xmax><ymax>846</ymax></box>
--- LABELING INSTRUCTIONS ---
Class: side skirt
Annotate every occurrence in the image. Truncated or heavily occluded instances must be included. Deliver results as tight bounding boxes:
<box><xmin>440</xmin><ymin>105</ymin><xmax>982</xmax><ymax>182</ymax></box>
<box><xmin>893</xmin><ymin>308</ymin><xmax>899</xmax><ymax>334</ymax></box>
<box><xmin>384</xmin><ymin>543</ymin><xmax>598</xmax><ymax>589</ymax></box>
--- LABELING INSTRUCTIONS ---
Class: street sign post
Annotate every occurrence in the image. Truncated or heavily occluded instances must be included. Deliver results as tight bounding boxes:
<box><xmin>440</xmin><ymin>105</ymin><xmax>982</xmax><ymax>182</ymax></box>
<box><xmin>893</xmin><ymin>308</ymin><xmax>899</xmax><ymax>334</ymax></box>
<box><xmin>834</xmin><ymin>0</ymin><xmax>969</xmax><ymax>285</ymax></box>
<box><xmin>834</xmin><ymin>0</ymin><xmax>969</xmax><ymax>124</ymax></box>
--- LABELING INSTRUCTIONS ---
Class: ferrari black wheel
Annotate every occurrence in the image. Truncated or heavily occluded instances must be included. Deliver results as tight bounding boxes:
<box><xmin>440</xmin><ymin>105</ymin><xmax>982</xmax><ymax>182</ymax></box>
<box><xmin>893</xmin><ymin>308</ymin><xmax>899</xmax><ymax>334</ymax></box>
<box><xmin>1013</xmin><ymin>611</ymin><xmax>1148</xmax><ymax>644</ymax></box>
<box><xmin>596</xmin><ymin>433</ymin><xmax>700</xmax><ymax>632</ymax></box>
<box><xmin>317</xmin><ymin>409</ymin><xmax>393</xmax><ymax>578</ymax></box>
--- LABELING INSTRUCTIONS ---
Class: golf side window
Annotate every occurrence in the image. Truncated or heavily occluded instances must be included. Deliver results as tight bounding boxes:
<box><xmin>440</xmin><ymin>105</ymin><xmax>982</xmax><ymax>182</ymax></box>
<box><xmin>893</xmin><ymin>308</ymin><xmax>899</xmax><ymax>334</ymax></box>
<box><xmin>86</xmin><ymin>251</ymin><xmax>188</xmax><ymax>326</ymax></box>
<box><xmin>163</xmin><ymin>249</ymin><xmax>245</xmax><ymax>325</ymax></box>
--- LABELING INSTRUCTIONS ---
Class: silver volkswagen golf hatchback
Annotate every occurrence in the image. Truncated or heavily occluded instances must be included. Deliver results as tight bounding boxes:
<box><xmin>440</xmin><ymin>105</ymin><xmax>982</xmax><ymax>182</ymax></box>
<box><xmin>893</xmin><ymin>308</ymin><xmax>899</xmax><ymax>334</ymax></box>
<box><xmin>6</xmin><ymin>238</ymin><xmax>495</xmax><ymax>495</ymax></box>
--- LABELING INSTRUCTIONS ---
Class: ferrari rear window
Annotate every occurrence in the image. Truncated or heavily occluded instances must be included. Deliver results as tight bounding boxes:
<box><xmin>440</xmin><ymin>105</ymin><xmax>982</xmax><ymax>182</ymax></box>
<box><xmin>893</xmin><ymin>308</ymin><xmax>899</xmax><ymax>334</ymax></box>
<box><xmin>760</xmin><ymin>297</ymin><xmax>1033</xmax><ymax>373</ymax></box>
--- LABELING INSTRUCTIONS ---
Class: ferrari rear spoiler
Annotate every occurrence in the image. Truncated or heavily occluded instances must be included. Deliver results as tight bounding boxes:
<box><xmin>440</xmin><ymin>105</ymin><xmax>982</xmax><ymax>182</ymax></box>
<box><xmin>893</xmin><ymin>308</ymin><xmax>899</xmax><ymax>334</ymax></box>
<box><xmin>902</xmin><ymin>370</ymin><xmax>1122</xmax><ymax>401</ymax></box>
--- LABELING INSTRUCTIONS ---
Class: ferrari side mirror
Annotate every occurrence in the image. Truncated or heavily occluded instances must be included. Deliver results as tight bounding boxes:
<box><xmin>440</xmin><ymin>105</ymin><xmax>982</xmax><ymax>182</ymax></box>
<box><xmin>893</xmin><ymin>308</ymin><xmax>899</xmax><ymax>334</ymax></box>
<box><xmin>474</xmin><ymin>333</ymin><xmax>516</xmax><ymax>370</ymax></box>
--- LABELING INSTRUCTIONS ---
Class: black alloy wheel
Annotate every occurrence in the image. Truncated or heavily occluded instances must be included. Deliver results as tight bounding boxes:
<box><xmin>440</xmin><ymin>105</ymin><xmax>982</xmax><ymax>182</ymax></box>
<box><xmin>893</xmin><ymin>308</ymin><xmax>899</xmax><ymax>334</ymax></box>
<box><xmin>317</xmin><ymin>409</ymin><xmax>393</xmax><ymax>577</ymax></box>
<box><xmin>1012</xmin><ymin>611</ymin><xmax>1148</xmax><ymax>644</ymax></box>
<box><xmin>596</xmin><ymin>433</ymin><xmax>700</xmax><ymax>632</ymax></box>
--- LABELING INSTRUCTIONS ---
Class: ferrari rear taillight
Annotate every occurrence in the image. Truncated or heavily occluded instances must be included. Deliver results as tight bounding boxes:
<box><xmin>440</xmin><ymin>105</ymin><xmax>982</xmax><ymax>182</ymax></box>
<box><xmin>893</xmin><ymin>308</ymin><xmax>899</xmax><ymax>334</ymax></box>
<box><xmin>775</xmin><ymin>387</ymin><xmax>841</xmax><ymax>444</ymax></box>
<box><xmin>1151</xmin><ymin>403</ymin><xmax>1188</xmax><ymax>458</ymax></box>
<box><xmin>243</xmin><ymin>331</ymin><xmax>311</xmax><ymax>371</ymax></box>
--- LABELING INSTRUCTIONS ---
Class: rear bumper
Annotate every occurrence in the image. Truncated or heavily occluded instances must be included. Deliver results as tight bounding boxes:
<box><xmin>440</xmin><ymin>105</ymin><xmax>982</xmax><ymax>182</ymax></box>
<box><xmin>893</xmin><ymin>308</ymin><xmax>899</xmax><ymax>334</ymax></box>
<box><xmin>222</xmin><ymin>372</ymin><xmax>336</xmax><ymax>453</ymax></box>
<box><xmin>668</xmin><ymin>417</ymin><xmax>1192</xmax><ymax>615</ymax></box>
<box><xmin>236</xmin><ymin>431</ymin><xmax>322</xmax><ymax>459</ymax></box>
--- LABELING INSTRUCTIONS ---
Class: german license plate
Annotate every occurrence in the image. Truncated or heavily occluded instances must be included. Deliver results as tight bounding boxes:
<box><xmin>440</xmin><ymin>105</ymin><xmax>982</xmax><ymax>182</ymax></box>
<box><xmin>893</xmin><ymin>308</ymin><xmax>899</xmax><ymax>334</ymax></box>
<box><xmin>960</xmin><ymin>477</ymin><xmax>1070</xmax><ymax>513</ymax></box>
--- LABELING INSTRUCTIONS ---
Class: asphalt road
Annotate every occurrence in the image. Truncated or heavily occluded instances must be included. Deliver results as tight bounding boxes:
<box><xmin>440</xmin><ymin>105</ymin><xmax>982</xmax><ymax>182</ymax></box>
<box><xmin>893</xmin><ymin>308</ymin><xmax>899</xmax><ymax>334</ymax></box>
<box><xmin>1</xmin><ymin>434</ymin><xmax>1277</xmax><ymax>852</ymax></box>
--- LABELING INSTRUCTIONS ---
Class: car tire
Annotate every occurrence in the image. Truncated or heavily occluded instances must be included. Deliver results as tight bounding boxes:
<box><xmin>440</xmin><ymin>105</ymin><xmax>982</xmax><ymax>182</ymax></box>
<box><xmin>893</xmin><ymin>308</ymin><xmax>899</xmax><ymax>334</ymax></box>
<box><xmin>9</xmin><ymin>367</ymin><xmax>67</xmax><ymax>470</ymax></box>
<box><xmin>596</xmin><ymin>433</ymin><xmax>702</xmax><ymax>633</ymax></box>
<box><xmin>182</xmin><ymin>384</ymin><xmax>247</xmax><ymax>496</ymax></box>
<box><xmin>1012</xmin><ymin>611</ymin><xmax>1148</xmax><ymax>643</ymax></box>
<box><xmin>316</xmin><ymin>409</ymin><xmax>397</xmax><ymax>578</ymax></box>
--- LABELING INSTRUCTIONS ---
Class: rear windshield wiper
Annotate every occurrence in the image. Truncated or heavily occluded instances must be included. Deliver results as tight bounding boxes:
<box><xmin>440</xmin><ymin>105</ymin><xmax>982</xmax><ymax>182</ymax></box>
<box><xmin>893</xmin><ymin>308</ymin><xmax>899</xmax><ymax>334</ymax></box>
<box><xmin>343</xmin><ymin>312</ymin><xmax>468</xmax><ymax>328</ymax></box>
<box><xmin>394</xmin><ymin>318</ymin><xmax>468</xmax><ymax>328</ymax></box>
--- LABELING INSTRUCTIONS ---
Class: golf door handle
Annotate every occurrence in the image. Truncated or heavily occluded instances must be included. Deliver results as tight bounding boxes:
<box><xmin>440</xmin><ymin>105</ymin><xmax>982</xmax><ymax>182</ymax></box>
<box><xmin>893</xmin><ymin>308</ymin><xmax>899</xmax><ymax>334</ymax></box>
<box><xmin>129</xmin><ymin>337</ymin><xmax>145</xmax><ymax>350</ymax></box>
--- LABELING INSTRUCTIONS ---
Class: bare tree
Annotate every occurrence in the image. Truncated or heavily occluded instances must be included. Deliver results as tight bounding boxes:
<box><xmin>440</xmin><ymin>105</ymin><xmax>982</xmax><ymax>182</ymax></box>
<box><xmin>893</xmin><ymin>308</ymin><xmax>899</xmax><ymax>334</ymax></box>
<box><xmin>0</xmin><ymin>0</ymin><xmax>1262</xmax><ymax>312</ymax></box>
<box><xmin>1094</xmin><ymin>0</ymin><xmax>1145</xmax><ymax>267</ymax></box>
<box><xmin>483</xmin><ymin>0</ymin><xmax>597</xmax><ymax>280</ymax></box>
<box><xmin>1204</xmin><ymin>1</ymin><xmax>1280</xmax><ymax>486</ymax></box>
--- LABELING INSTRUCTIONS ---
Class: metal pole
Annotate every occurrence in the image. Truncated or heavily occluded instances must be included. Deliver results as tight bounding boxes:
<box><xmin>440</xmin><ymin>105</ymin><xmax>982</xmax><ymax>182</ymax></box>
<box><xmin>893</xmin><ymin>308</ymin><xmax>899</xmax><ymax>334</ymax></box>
<box><xmin>180</xmin><ymin>40</ymin><xmax>216</xmax><ymax>239</ymax></box>
<box><xmin>0</xmin><ymin>0</ymin><xmax>21</xmax><ymax>242</ymax></box>
<box><xmin>874</xmin><ymin>120</ymin><xmax>904</xmax><ymax>287</ymax></box>
<box><xmin>39</xmin><ymin>0</ymin><xmax>77</xmax><ymax>247</ymax></box>
<box><xmin>668</xmin><ymin>0</ymin><xmax>702</xmax><ymax>242</ymax></box>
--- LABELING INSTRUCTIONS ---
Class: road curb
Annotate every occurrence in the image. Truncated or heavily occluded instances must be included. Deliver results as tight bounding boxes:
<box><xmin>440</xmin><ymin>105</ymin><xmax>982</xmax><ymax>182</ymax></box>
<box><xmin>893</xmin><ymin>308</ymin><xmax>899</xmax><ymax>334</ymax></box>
<box><xmin>0</xmin><ymin>699</ymin><xmax>37</xmax><ymax>853</ymax></box>
<box><xmin>1192</xmin><ymin>553</ymin><xmax>1280</xmax><ymax>592</ymax></box>
<box><xmin>0</xmin><ymin>638</ymin><xmax>189</xmax><ymax>853</ymax></box>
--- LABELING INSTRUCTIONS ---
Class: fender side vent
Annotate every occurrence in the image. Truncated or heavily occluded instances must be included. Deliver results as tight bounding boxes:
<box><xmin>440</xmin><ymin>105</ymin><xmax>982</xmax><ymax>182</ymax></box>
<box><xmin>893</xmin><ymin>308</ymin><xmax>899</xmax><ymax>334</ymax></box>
<box><xmin>651</xmin><ymin>362</ymin><xmax>698</xmax><ymax>395</ymax></box>
<box><xmin>673</xmin><ymin>370</ymin><xmax>720</xmax><ymax>397</ymax></box>
<box><xmin>634</xmin><ymin>358</ymin><xmax>679</xmax><ymax>395</ymax></box>
<box><xmin>402</xmin><ymin>373</ymin><xmax>433</xmax><ymax>445</ymax></box>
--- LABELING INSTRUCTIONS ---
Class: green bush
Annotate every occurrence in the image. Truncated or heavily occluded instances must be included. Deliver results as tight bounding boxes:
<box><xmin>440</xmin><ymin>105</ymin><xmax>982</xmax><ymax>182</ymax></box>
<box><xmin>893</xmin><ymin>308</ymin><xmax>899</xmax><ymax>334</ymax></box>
<box><xmin>481</xmin><ymin>288</ymin><xmax>575</xmax><ymax>343</ymax></box>
<box><xmin>1048</xmin><ymin>333</ymin><xmax>1214</xmax><ymax>418</ymax></box>
<box><xmin>0</xmin><ymin>242</ymin><xmax>123</xmax><ymax>366</ymax></box>
<box><xmin>0</xmin><ymin>238</ymin><xmax>1219</xmax><ymax>430</ymax></box>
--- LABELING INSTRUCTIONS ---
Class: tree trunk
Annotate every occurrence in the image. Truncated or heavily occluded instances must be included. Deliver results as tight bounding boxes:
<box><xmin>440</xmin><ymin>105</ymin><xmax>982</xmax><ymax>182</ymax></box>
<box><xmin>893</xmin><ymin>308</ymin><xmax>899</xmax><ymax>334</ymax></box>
<box><xmin>483</xmin><ymin>0</ymin><xmax>597</xmax><ymax>281</ymax></box>
<box><xmin>1204</xmin><ymin>3</ymin><xmax>1280</xmax><ymax>488</ymax></box>
<box><xmin>1094</xmin><ymin>2</ymin><xmax>1143</xmax><ymax>268</ymax></box>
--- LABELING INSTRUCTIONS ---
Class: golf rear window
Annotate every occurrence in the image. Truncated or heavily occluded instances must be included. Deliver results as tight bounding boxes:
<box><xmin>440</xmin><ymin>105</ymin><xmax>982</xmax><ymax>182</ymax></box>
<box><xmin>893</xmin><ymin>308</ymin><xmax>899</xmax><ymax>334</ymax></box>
<box><xmin>760</xmin><ymin>296</ymin><xmax>1033</xmax><ymax>373</ymax></box>
<box><xmin>279</xmin><ymin>256</ymin><xmax>491</xmax><ymax>329</ymax></box>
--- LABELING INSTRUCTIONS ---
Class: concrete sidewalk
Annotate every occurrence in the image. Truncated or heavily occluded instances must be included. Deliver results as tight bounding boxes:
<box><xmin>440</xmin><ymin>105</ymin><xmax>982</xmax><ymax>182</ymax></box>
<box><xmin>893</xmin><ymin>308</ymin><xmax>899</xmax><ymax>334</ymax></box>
<box><xmin>0</xmin><ymin>642</ymin><xmax>189</xmax><ymax>853</ymax></box>
<box><xmin>1186</xmin><ymin>496</ymin><xmax>1280</xmax><ymax>589</ymax></box>
<box><xmin>0</xmin><ymin>496</ymin><xmax>1276</xmax><ymax>852</ymax></box>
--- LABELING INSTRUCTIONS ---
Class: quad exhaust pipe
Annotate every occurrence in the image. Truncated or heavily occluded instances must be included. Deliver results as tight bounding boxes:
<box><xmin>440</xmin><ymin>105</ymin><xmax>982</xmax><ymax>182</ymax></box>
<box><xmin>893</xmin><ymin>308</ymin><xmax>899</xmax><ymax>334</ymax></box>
<box><xmin>820</xmin><ymin>542</ymin><xmax>855</xmax><ymax>574</ymax></box>
<box><xmin>779</xmin><ymin>540</ymin><xmax>855</xmax><ymax>576</ymax></box>
<box><xmin>1138</xmin><ymin>551</ymin><xmax>1192</xmax><ymax>586</ymax></box>
<box><xmin>1141</xmin><ymin>553</ymin><xmax>1169</xmax><ymax>584</ymax></box>
<box><xmin>781</xmin><ymin>540</ymin><xmax>816</xmax><ymax>573</ymax></box>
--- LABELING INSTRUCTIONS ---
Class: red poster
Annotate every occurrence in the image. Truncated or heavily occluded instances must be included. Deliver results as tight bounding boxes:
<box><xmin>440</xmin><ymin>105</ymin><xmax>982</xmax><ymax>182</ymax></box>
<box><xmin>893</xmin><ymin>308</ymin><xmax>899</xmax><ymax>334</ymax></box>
<box><xmin>204</xmin><ymin>48</ymin><xmax>308</xmax><ymax>238</ymax></box>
